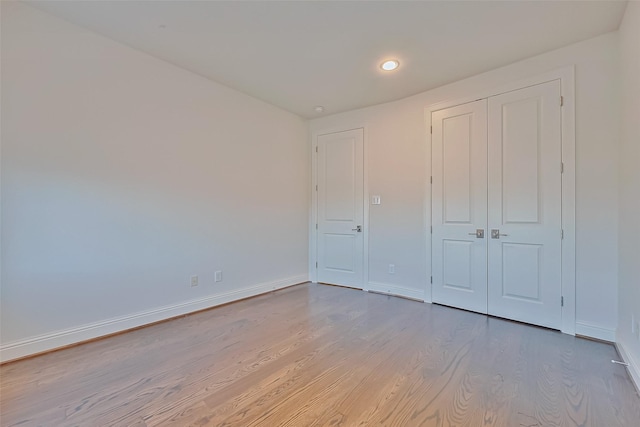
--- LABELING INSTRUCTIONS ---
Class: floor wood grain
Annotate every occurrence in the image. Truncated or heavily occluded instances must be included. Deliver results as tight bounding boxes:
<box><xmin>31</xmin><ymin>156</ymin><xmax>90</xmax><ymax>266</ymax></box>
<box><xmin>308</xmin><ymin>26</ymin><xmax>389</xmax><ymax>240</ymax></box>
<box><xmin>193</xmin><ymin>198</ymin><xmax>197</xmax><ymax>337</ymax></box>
<box><xmin>1</xmin><ymin>283</ymin><xmax>639</xmax><ymax>426</ymax></box>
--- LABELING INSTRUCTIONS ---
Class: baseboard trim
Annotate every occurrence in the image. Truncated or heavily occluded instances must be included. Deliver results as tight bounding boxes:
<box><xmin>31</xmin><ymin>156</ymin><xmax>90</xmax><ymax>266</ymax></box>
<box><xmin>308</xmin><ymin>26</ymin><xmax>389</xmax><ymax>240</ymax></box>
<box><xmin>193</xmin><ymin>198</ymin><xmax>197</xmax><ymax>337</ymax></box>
<box><xmin>0</xmin><ymin>275</ymin><xmax>308</xmax><ymax>363</ymax></box>
<box><xmin>367</xmin><ymin>281</ymin><xmax>425</xmax><ymax>302</ymax></box>
<box><xmin>615</xmin><ymin>341</ymin><xmax>640</xmax><ymax>394</ymax></box>
<box><xmin>575</xmin><ymin>321</ymin><xmax>616</xmax><ymax>342</ymax></box>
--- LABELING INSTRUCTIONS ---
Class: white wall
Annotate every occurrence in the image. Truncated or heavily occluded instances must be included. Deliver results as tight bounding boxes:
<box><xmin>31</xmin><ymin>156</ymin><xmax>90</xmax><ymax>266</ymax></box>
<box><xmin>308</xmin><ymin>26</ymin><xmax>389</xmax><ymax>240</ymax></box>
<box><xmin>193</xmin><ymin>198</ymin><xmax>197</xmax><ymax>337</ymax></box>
<box><xmin>617</xmin><ymin>0</ymin><xmax>640</xmax><ymax>386</ymax></box>
<box><xmin>310</xmin><ymin>32</ymin><xmax>620</xmax><ymax>339</ymax></box>
<box><xmin>0</xmin><ymin>2</ymin><xmax>309</xmax><ymax>361</ymax></box>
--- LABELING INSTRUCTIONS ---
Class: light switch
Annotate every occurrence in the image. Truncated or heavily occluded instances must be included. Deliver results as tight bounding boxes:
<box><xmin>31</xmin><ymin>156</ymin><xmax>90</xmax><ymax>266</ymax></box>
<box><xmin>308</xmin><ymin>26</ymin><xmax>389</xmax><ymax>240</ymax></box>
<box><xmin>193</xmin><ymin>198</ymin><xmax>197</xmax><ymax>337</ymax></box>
<box><xmin>371</xmin><ymin>195</ymin><xmax>381</xmax><ymax>205</ymax></box>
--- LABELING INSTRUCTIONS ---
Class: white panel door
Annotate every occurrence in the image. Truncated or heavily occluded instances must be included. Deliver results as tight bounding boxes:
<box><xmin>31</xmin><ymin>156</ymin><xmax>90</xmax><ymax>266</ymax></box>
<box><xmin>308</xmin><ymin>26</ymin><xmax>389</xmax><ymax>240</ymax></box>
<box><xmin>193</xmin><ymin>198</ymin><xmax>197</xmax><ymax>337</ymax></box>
<box><xmin>487</xmin><ymin>81</ymin><xmax>562</xmax><ymax>329</ymax></box>
<box><xmin>432</xmin><ymin>100</ymin><xmax>488</xmax><ymax>314</ymax></box>
<box><xmin>317</xmin><ymin>129</ymin><xmax>364</xmax><ymax>289</ymax></box>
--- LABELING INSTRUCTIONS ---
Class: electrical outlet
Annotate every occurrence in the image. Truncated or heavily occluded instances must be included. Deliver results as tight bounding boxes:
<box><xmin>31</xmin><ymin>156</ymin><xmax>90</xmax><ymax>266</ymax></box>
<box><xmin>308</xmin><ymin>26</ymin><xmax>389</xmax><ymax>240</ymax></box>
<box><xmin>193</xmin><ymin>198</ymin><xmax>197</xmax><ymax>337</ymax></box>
<box><xmin>190</xmin><ymin>275</ymin><xmax>199</xmax><ymax>287</ymax></box>
<box><xmin>214</xmin><ymin>270</ymin><xmax>223</xmax><ymax>282</ymax></box>
<box><xmin>388</xmin><ymin>264</ymin><xmax>395</xmax><ymax>274</ymax></box>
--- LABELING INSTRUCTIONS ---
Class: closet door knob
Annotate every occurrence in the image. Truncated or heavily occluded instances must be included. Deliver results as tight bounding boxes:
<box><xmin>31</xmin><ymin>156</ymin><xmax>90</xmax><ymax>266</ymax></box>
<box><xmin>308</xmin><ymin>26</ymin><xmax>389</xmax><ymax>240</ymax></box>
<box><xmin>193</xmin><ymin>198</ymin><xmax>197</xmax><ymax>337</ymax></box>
<box><xmin>491</xmin><ymin>229</ymin><xmax>508</xmax><ymax>239</ymax></box>
<box><xmin>468</xmin><ymin>229</ymin><xmax>484</xmax><ymax>238</ymax></box>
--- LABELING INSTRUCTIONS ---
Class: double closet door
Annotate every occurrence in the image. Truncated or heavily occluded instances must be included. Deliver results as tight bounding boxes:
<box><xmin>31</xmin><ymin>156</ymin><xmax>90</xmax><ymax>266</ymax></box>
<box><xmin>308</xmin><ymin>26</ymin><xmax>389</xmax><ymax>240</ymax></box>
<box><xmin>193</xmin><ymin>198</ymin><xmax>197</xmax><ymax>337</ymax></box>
<box><xmin>431</xmin><ymin>80</ymin><xmax>562</xmax><ymax>330</ymax></box>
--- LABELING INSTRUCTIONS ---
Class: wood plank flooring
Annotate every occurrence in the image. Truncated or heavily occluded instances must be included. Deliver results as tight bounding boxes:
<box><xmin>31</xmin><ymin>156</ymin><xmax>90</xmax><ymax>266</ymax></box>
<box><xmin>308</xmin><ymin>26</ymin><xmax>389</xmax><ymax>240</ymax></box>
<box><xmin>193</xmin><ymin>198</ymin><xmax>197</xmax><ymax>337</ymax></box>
<box><xmin>1</xmin><ymin>283</ymin><xmax>639</xmax><ymax>426</ymax></box>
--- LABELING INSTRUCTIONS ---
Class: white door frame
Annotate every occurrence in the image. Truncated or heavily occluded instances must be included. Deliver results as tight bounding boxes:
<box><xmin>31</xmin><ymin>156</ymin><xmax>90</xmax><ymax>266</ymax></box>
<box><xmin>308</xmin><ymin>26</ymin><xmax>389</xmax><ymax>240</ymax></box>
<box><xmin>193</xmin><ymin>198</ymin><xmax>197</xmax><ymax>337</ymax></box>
<box><xmin>310</xmin><ymin>125</ymin><xmax>369</xmax><ymax>290</ymax></box>
<box><xmin>425</xmin><ymin>66</ymin><xmax>576</xmax><ymax>335</ymax></box>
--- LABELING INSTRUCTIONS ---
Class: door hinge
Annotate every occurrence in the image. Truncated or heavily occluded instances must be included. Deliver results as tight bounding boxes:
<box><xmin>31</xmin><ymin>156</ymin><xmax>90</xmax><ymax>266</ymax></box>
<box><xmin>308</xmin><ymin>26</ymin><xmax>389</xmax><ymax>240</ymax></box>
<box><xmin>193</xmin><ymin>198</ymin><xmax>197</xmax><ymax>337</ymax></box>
<box><xmin>315</xmin><ymin>146</ymin><xmax>318</xmax><ymax>153</ymax></box>
<box><xmin>430</xmin><ymin>125</ymin><xmax>433</xmax><ymax>134</ymax></box>
<box><xmin>561</xmin><ymin>296</ymin><xmax>564</xmax><ymax>307</ymax></box>
<box><xmin>430</xmin><ymin>225</ymin><xmax>433</xmax><ymax>234</ymax></box>
<box><xmin>430</xmin><ymin>176</ymin><xmax>433</xmax><ymax>184</ymax></box>
<box><xmin>561</xmin><ymin>162</ymin><xmax>564</xmax><ymax>174</ymax></box>
<box><xmin>315</xmin><ymin>185</ymin><xmax>318</xmax><ymax>191</ymax></box>
<box><xmin>430</xmin><ymin>276</ymin><xmax>433</xmax><ymax>284</ymax></box>
<box><xmin>316</xmin><ymin>261</ymin><xmax>318</xmax><ymax>268</ymax></box>
<box><xmin>561</xmin><ymin>229</ymin><xmax>564</xmax><ymax>239</ymax></box>
<box><xmin>560</xmin><ymin>96</ymin><xmax>564</xmax><ymax>107</ymax></box>
<box><xmin>316</xmin><ymin>223</ymin><xmax>318</xmax><ymax>230</ymax></box>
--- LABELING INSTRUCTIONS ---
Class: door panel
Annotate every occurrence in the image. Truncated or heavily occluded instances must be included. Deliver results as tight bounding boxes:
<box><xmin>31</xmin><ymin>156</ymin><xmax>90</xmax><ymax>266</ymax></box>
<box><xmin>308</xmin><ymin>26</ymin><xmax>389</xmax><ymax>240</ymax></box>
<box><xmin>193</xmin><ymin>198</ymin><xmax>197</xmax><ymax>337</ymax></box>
<box><xmin>324</xmin><ymin>140</ymin><xmax>357</xmax><ymax>220</ymax></box>
<box><xmin>443</xmin><ymin>240</ymin><xmax>474</xmax><ymax>291</ymax></box>
<box><xmin>501</xmin><ymin>98</ymin><xmax>541</xmax><ymax>223</ymax></box>
<box><xmin>443</xmin><ymin>114</ymin><xmax>473</xmax><ymax>223</ymax></box>
<box><xmin>488</xmin><ymin>81</ymin><xmax>562</xmax><ymax>329</ymax></box>
<box><xmin>501</xmin><ymin>243</ymin><xmax>542</xmax><ymax>301</ymax></box>
<box><xmin>324</xmin><ymin>234</ymin><xmax>356</xmax><ymax>271</ymax></box>
<box><xmin>432</xmin><ymin>100</ymin><xmax>488</xmax><ymax>314</ymax></box>
<box><xmin>317</xmin><ymin>129</ymin><xmax>364</xmax><ymax>288</ymax></box>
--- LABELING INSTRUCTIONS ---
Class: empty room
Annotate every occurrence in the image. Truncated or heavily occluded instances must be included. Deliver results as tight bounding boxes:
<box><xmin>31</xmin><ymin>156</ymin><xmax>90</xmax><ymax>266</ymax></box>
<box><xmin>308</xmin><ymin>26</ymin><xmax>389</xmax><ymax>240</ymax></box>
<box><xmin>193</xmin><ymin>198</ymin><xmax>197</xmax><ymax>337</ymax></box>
<box><xmin>1</xmin><ymin>1</ymin><xmax>639</xmax><ymax>426</ymax></box>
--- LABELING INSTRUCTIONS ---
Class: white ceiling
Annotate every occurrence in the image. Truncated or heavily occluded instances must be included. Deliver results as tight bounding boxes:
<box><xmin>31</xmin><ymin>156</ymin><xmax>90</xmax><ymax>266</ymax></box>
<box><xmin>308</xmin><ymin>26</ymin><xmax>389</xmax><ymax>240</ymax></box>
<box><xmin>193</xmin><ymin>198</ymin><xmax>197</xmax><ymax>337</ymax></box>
<box><xmin>27</xmin><ymin>1</ymin><xmax>627</xmax><ymax>119</ymax></box>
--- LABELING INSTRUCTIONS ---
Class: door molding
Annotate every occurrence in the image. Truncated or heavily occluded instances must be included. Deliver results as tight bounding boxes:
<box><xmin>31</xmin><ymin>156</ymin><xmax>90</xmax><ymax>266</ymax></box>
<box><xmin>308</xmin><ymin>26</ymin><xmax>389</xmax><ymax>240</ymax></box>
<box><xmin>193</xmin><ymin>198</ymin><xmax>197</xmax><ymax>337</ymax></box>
<box><xmin>310</xmin><ymin>125</ymin><xmax>369</xmax><ymax>289</ymax></box>
<box><xmin>425</xmin><ymin>66</ymin><xmax>576</xmax><ymax>335</ymax></box>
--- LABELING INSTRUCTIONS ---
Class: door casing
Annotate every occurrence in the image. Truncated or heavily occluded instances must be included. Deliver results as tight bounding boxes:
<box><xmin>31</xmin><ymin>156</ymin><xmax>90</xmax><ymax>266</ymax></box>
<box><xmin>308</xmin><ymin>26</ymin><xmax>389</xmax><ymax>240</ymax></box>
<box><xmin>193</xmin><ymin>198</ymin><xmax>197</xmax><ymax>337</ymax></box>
<box><xmin>431</xmin><ymin>82</ymin><xmax>564</xmax><ymax>329</ymax></box>
<box><xmin>426</xmin><ymin>67</ymin><xmax>576</xmax><ymax>335</ymax></box>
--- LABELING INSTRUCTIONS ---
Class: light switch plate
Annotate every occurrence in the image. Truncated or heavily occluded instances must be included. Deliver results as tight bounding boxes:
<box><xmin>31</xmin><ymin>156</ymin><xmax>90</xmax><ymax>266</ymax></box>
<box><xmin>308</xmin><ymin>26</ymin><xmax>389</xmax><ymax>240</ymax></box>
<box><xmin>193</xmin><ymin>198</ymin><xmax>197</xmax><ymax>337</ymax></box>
<box><xmin>371</xmin><ymin>195</ymin><xmax>381</xmax><ymax>205</ymax></box>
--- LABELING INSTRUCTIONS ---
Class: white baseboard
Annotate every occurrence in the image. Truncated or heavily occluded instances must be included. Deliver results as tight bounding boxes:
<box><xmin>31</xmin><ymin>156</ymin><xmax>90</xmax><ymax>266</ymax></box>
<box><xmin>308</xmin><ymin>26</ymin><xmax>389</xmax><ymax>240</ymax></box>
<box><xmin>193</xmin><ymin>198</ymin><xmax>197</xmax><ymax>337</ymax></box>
<box><xmin>575</xmin><ymin>321</ymin><xmax>616</xmax><ymax>342</ymax></box>
<box><xmin>367</xmin><ymin>281</ymin><xmax>426</xmax><ymax>302</ymax></box>
<box><xmin>616</xmin><ymin>341</ymin><xmax>640</xmax><ymax>393</ymax></box>
<box><xmin>0</xmin><ymin>275</ymin><xmax>307</xmax><ymax>363</ymax></box>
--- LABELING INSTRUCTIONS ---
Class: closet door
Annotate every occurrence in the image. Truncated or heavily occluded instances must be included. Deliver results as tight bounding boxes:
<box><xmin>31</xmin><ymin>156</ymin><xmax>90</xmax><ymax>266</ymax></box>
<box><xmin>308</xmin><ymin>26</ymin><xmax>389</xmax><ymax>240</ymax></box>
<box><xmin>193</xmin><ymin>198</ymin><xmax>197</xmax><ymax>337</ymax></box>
<box><xmin>432</xmin><ymin>100</ymin><xmax>488</xmax><ymax>314</ymax></box>
<box><xmin>487</xmin><ymin>81</ymin><xmax>562</xmax><ymax>329</ymax></box>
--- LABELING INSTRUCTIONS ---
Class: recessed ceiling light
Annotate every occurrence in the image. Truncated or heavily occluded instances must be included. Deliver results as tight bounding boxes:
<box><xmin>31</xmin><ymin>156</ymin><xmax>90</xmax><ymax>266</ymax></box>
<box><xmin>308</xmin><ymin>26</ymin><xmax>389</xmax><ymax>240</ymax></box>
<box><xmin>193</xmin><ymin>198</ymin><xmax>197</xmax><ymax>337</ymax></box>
<box><xmin>314</xmin><ymin>106</ymin><xmax>325</xmax><ymax>113</ymax></box>
<box><xmin>380</xmin><ymin>60</ymin><xmax>399</xmax><ymax>71</ymax></box>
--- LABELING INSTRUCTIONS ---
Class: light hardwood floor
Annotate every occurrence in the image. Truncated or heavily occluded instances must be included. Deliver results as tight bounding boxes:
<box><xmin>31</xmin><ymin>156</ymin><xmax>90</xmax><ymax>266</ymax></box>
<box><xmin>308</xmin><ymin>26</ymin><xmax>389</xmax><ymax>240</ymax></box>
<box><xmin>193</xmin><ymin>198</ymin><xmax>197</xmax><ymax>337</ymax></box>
<box><xmin>1</xmin><ymin>283</ymin><xmax>639</xmax><ymax>426</ymax></box>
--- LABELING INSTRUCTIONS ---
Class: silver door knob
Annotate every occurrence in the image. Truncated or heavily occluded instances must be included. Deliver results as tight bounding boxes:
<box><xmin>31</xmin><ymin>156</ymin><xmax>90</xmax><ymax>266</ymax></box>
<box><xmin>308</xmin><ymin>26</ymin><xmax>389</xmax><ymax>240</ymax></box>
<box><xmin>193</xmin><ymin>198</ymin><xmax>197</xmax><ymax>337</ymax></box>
<box><xmin>352</xmin><ymin>225</ymin><xmax>362</xmax><ymax>232</ymax></box>
<box><xmin>491</xmin><ymin>229</ymin><xmax>509</xmax><ymax>239</ymax></box>
<box><xmin>468</xmin><ymin>229</ymin><xmax>484</xmax><ymax>238</ymax></box>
